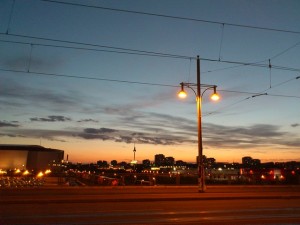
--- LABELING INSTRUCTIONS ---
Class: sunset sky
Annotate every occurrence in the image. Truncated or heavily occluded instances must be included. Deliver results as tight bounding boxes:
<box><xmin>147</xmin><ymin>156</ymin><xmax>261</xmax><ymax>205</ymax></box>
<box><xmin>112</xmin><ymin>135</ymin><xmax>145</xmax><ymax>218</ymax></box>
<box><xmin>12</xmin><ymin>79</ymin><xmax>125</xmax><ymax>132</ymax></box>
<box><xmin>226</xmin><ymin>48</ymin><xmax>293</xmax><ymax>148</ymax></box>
<box><xmin>0</xmin><ymin>0</ymin><xmax>299</xmax><ymax>164</ymax></box>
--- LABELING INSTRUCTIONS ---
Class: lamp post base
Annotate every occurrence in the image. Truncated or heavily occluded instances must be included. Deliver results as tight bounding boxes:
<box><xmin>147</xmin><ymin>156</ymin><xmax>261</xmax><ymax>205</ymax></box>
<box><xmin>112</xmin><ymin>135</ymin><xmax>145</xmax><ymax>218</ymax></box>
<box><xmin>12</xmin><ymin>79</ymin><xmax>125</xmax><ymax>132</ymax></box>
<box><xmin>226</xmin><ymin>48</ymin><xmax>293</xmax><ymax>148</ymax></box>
<box><xmin>198</xmin><ymin>180</ymin><xmax>206</xmax><ymax>193</ymax></box>
<box><xmin>198</xmin><ymin>165</ymin><xmax>206</xmax><ymax>192</ymax></box>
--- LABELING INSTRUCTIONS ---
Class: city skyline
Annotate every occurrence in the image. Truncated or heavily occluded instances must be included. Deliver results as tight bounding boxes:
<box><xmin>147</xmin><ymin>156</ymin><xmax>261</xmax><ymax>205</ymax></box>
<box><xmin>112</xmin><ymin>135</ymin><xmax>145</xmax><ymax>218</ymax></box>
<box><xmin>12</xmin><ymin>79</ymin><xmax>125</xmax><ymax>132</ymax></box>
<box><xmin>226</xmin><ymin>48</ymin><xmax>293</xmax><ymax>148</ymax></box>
<box><xmin>0</xmin><ymin>0</ymin><xmax>299</xmax><ymax>164</ymax></box>
<box><xmin>70</xmin><ymin>150</ymin><xmax>300</xmax><ymax>165</ymax></box>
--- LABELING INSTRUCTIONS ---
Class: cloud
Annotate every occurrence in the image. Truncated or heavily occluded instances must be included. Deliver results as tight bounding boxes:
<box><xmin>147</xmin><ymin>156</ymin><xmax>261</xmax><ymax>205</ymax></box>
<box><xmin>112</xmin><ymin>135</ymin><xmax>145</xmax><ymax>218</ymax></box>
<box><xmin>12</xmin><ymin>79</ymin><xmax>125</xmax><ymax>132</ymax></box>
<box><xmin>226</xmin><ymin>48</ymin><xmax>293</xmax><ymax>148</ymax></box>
<box><xmin>30</xmin><ymin>115</ymin><xmax>71</xmax><ymax>122</ymax></box>
<box><xmin>202</xmin><ymin>123</ymin><xmax>300</xmax><ymax>149</ymax></box>
<box><xmin>1</xmin><ymin>120</ymin><xmax>299</xmax><ymax>150</ymax></box>
<box><xmin>77</xmin><ymin>119</ymin><xmax>99</xmax><ymax>123</ymax></box>
<box><xmin>0</xmin><ymin>133</ymin><xmax>25</xmax><ymax>138</ymax></box>
<box><xmin>77</xmin><ymin>133</ymin><xmax>111</xmax><ymax>141</ymax></box>
<box><xmin>84</xmin><ymin>128</ymin><xmax>116</xmax><ymax>134</ymax></box>
<box><xmin>3</xmin><ymin>56</ymin><xmax>64</xmax><ymax>71</ymax></box>
<box><xmin>0</xmin><ymin>78</ymin><xmax>86</xmax><ymax>113</ymax></box>
<box><xmin>0</xmin><ymin>129</ymin><xmax>71</xmax><ymax>142</ymax></box>
<box><xmin>0</xmin><ymin>121</ymin><xmax>20</xmax><ymax>127</ymax></box>
<box><xmin>99</xmin><ymin>103</ymin><xmax>300</xmax><ymax>149</ymax></box>
<box><xmin>77</xmin><ymin>127</ymin><xmax>185</xmax><ymax>145</ymax></box>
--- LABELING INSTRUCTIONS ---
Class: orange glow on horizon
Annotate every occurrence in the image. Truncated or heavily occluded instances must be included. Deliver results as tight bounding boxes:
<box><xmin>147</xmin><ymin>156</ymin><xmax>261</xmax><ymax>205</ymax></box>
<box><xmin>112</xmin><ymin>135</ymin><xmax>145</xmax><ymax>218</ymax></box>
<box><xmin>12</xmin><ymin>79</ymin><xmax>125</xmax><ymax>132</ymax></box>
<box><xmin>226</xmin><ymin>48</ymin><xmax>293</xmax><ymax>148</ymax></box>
<box><xmin>1</xmin><ymin>136</ymin><xmax>298</xmax><ymax>165</ymax></box>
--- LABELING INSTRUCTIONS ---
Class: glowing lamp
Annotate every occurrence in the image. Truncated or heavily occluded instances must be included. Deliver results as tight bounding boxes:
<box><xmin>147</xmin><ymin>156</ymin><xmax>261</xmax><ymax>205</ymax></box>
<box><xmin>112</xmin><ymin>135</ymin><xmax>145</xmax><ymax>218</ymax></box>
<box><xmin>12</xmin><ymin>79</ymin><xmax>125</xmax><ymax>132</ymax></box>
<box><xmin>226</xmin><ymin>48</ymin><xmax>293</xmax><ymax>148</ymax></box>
<box><xmin>178</xmin><ymin>83</ymin><xmax>187</xmax><ymax>98</ymax></box>
<box><xmin>210</xmin><ymin>86</ymin><xmax>220</xmax><ymax>101</ymax></box>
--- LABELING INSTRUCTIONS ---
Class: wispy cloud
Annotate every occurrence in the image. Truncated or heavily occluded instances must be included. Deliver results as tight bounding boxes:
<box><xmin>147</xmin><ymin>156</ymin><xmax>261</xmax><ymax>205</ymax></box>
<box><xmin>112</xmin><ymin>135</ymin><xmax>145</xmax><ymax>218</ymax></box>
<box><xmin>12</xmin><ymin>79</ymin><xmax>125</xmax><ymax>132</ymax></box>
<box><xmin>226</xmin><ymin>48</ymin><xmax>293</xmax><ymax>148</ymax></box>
<box><xmin>2</xmin><ymin>120</ymin><xmax>299</xmax><ymax>150</ymax></box>
<box><xmin>30</xmin><ymin>115</ymin><xmax>71</xmax><ymax>122</ymax></box>
<box><xmin>203</xmin><ymin>123</ymin><xmax>299</xmax><ymax>149</ymax></box>
<box><xmin>3</xmin><ymin>55</ymin><xmax>65</xmax><ymax>71</ymax></box>
<box><xmin>77</xmin><ymin>119</ymin><xmax>99</xmax><ymax>123</ymax></box>
<box><xmin>1</xmin><ymin>80</ymin><xmax>299</xmax><ymax>151</ymax></box>
<box><xmin>291</xmin><ymin>123</ymin><xmax>299</xmax><ymax>128</ymax></box>
<box><xmin>76</xmin><ymin>127</ymin><xmax>186</xmax><ymax>145</ymax></box>
<box><xmin>84</xmin><ymin>128</ymin><xmax>116</xmax><ymax>134</ymax></box>
<box><xmin>0</xmin><ymin>133</ymin><xmax>25</xmax><ymax>138</ymax></box>
<box><xmin>0</xmin><ymin>120</ymin><xmax>20</xmax><ymax>127</ymax></box>
<box><xmin>0</xmin><ymin>78</ymin><xmax>86</xmax><ymax>112</ymax></box>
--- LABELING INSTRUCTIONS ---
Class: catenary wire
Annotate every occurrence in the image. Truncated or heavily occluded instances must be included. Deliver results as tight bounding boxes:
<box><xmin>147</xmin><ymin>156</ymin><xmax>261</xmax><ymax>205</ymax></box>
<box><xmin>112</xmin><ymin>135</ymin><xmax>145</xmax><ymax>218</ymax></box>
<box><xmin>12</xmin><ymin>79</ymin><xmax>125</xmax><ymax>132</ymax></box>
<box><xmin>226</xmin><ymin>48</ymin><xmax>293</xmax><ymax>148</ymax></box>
<box><xmin>202</xmin><ymin>39</ymin><xmax>300</xmax><ymax>74</ymax></box>
<box><xmin>270</xmin><ymin>40</ymin><xmax>300</xmax><ymax>60</ymax></box>
<box><xmin>0</xmin><ymin>68</ymin><xmax>177</xmax><ymax>87</ymax></box>
<box><xmin>0</xmin><ymin>68</ymin><xmax>299</xmax><ymax>100</ymax></box>
<box><xmin>0</xmin><ymin>33</ymin><xmax>191</xmax><ymax>60</ymax></box>
<box><xmin>39</xmin><ymin>0</ymin><xmax>300</xmax><ymax>35</ymax></box>
<box><xmin>4</xmin><ymin>1</ymin><xmax>300</xmax><ymax>74</ymax></box>
<box><xmin>1</xmin><ymin>36</ymin><xmax>300</xmax><ymax>73</ymax></box>
<box><xmin>203</xmin><ymin>75</ymin><xmax>300</xmax><ymax>117</ymax></box>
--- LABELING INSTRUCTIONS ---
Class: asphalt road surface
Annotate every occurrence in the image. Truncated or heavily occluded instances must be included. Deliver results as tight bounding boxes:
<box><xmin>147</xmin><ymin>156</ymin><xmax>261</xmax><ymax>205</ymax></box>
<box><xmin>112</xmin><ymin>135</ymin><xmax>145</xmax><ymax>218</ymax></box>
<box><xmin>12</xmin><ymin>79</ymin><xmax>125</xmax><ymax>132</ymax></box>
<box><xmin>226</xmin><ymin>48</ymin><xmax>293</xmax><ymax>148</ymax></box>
<box><xmin>1</xmin><ymin>185</ymin><xmax>300</xmax><ymax>225</ymax></box>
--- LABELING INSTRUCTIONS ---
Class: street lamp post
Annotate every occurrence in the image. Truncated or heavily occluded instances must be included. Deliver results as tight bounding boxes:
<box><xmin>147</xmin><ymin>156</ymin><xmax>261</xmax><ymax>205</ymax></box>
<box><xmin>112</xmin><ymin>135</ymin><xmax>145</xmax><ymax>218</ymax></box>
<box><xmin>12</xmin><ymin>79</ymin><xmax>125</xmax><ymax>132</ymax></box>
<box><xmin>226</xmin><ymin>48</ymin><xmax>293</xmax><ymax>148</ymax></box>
<box><xmin>178</xmin><ymin>55</ymin><xmax>219</xmax><ymax>193</ymax></box>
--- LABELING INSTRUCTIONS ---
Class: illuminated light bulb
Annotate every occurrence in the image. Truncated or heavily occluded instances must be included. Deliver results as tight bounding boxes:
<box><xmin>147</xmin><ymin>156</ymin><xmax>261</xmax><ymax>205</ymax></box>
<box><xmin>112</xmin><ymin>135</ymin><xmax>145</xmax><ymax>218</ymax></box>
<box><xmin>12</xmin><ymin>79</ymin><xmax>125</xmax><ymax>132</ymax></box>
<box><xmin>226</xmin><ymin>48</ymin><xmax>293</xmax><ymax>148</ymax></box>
<box><xmin>178</xmin><ymin>90</ymin><xmax>187</xmax><ymax>98</ymax></box>
<box><xmin>211</xmin><ymin>93</ymin><xmax>220</xmax><ymax>101</ymax></box>
<box><xmin>210</xmin><ymin>86</ymin><xmax>220</xmax><ymax>101</ymax></box>
<box><xmin>178</xmin><ymin>83</ymin><xmax>187</xmax><ymax>98</ymax></box>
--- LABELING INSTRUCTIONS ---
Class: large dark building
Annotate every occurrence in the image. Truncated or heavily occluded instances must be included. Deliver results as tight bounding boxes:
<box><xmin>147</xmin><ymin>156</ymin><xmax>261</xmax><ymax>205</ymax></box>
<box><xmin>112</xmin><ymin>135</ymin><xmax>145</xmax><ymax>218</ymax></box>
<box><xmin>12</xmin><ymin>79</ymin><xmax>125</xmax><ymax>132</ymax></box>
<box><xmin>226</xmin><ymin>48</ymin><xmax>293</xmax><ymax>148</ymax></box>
<box><xmin>165</xmin><ymin>157</ymin><xmax>175</xmax><ymax>166</ymax></box>
<box><xmin>154</xmin><ymin>154</ymin><xmax>165</xmax><ymax>166</ymax></box>
<box><xmin>0</xmin><ymin>145</ymin><xmax>64</xmax><ymax>171</ymax></box>
<box><xmin>242</xmin><ymin>156</ymin><xmax>261</xmax><ymax>168</ymax></box>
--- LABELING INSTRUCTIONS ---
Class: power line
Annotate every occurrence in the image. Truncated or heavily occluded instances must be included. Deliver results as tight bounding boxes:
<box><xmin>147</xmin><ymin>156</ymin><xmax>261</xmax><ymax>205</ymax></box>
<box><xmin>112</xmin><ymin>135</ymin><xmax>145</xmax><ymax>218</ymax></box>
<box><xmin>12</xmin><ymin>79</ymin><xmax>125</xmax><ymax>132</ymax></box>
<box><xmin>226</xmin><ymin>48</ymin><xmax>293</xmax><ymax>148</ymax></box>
<box><xmin>0</xmin><ymin>67</ymin><xmax>299</xmax><ymax>99</ymax></box>
<box><xmin>204</xmin><ymin>75</ymin><xmax>300</xmax><ymax>117</ymax></box>
<box><xmin>40</xmin><ymin>0</ymin><xmax>300</xmax><ymax>35</ymax></box>
<box><xmin>0</xmin><ymin>33</ymin><xmax>191</xmax><ymax>59</ymax></box>
<box><xmin>0</xmin><ymin>68</ymin><xmax>177</xmax><ymax>87</ymax></box>
<box><xmin>270</xmin><ymin>40</ymin><xmax>300</xmax><ymax>60</ymax></box>
<box><xmin>203</xmin><ymin>40</ymin><xmax>300</xmax><ymax>74</ymax></box>
<box><xmin>1</xmin><ymin>35</ymin><xmax>300</xmax><ymax>73</ymax></box>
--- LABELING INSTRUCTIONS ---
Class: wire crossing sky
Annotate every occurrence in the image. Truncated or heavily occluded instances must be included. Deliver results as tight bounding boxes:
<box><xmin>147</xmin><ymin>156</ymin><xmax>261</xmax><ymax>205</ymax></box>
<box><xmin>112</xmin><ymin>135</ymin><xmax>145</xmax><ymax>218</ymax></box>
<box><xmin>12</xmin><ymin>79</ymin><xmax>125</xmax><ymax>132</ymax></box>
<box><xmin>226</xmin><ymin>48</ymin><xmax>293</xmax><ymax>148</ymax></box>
<box><xmin>0</xmin><ymin>0</ymin><xmax>299</xmax><ymax>163</ymax></box>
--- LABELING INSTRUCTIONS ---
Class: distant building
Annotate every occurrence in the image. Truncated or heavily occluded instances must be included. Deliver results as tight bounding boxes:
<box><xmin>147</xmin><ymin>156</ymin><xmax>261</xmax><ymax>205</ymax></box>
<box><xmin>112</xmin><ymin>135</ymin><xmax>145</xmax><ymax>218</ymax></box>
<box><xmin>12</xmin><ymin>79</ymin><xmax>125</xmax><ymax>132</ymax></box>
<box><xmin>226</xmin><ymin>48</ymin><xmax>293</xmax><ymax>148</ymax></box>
<box><xmin>205</xmin><ymin>157</ymin><xmax>216</xmax><ymax>168</ymax></box>
<box><xmin>242</xmin><ymin>156</ymin><xmax>253</xmax><ymax>167</ymax></box>
<box><xmin>97</xmin><ymin>160</ymin><xmax>108</xmax><ymax>168</ymax></box>
<box><xmin>242</xmin><ymin>156</ymin><xmax>260</xmax><ymax>168</ymax></box>
<box><xmin>142</xmin><ymin>159</ymin><xmax>151</xmax><ymax>167</ymax></box>
<box><xmin>165</xmin><ymin>157</ymin><xmax>175</xmax><ymax>166</ymax></box>
<box><xmin>208</xmin><ymin>168</ymin><xmax>240</xmax><ymax>181</ymax></box>
<box><xmin>0</xmin><ymin>144</ymin><xmax>64</xmax><ymax>171</ymax></box>
<box><xmin>176</xmin><ymin>160</ymin><xmax>187</xmax><ymax>167</ymax></box>
<box><xmin>111</xmin><ymin>160</ymin><xmax>118</xmax><ymax>166</ymax></box>
<box><xmin>252</xmin><ymin>159</ymin><xmax>261</xmax><ymax>167</ymax></box>
<box><xmin>154</xmin><ymin>154</ymin><xmax>165</xmax><ymax>167</ymax></box>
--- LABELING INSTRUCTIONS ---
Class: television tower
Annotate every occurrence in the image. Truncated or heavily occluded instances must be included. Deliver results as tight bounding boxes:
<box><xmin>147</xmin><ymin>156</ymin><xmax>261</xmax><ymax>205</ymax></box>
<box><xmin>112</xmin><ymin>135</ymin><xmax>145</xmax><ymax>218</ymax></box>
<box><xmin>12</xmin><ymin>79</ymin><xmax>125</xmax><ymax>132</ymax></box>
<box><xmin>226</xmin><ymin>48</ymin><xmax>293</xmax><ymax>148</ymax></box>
<box><xmin>133</xmin><ymin>143</ymin><xmax>136</xmax><ymax>161</ymax></box>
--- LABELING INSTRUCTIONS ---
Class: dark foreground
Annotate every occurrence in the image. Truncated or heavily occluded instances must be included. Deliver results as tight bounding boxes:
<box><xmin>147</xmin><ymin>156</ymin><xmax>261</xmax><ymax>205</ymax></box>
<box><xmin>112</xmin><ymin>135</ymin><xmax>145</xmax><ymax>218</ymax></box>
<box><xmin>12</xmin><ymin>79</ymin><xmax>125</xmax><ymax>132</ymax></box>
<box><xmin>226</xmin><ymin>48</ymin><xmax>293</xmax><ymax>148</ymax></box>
<box><xmin>1</xmin><ymin>185</ymin><xmax>300</xmax><ymax>225</ymax></box>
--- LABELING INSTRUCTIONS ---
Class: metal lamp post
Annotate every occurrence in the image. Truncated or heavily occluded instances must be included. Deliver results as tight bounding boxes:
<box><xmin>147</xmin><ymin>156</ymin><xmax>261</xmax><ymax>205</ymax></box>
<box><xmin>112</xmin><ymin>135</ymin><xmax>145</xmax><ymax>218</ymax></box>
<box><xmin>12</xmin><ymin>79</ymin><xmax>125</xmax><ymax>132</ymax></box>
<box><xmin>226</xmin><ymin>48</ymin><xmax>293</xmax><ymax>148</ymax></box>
<box><xmin>178</xmin><ymin>55</ymin><xmax>219</xmax><ymax>193</ymax></box>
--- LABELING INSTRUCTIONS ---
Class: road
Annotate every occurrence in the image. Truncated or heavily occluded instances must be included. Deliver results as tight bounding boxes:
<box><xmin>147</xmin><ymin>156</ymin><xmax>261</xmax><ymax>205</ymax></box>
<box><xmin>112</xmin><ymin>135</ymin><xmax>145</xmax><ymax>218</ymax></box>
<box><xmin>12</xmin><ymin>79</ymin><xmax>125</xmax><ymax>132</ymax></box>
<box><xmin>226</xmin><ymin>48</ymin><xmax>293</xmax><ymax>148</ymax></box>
<box><xmin>1</xmin><ymin>185</ymin><xmax>300</xmax><ymax>224</ymax></box>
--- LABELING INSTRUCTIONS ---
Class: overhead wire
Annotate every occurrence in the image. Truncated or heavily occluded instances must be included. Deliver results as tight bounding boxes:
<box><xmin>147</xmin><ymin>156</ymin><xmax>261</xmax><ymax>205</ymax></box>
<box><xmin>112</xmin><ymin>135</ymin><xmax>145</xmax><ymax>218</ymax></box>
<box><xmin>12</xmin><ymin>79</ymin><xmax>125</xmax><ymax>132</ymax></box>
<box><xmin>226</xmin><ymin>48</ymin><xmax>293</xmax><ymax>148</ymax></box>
<box><xmin>6</xmin><ymin>0</ymin><xmax>15</xmax><ymax>34</ymax></box>
<box><xmin>270</xmin><ymin>40</ymin><xmax>300</xmax><ymax>60</ymax></box>
<box><xmin>218</xmin><ymin>24</ymin><xmax>225</xmax><ymax>61</ymax></box>
<box><xmin>0</xmin><ymin>38</ymin><xmax>299</xmax><ymax>105</ymax></box>
<box><xmin>204</xmin><ymin>75</ymin><xmax>300</xmax><ymax>117</ymax></box>
<box><xmin>3</xmin><ymin>0</ymin><xmax>299</xmax><ymax>73</ymax></box>
<box><xmin>39</xmin><ymin>0</ymin><xmax>300</xmax><ymax>35</ymax></box>
<box><xmin>1</xmin><ymin>0</ymin><xmax>300</xmax><ymax>118</ymax></box>
<box><xmin>1</xmin><ymin>36</ymin><xmax>300</xmax><ymax>73</ymax></box>
<box><xmin>0</xmin><ymin>33</ymin><xmax>191</xmax><ymax>60</ymax></box>
<box><xmin>203</xmin><ymin>40</ymin><xmax>300</xmax><ymax>74</ymax></box>
<box><xmin>269</xmin><ymin>59</ymin><xmax>272</xmax><ymax>88</ymax></box>
<box><xmin>0</xmin><ymin>68</ymin><xmax>299</xmax><ymax>100</ymax></box>
<box><xmin>0</xmin><ymin>68</ymin><xmax>178</xmax><ymax>87</ymax></box>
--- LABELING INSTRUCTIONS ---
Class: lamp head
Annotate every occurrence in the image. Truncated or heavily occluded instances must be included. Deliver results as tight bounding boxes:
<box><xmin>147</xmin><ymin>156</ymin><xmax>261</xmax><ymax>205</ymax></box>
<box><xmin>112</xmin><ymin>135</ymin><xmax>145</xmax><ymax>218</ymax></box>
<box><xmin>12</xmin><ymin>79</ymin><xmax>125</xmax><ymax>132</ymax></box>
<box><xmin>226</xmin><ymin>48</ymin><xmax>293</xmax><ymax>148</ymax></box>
<box><xmin>178</xmin><ymin>83</ymin><xmax>187</xmax><ymax>98</ymax></box>
<box><xmin>210</xmin><ymin>86</ymin><xmax>220</xmax><ymax>101</ymax></box>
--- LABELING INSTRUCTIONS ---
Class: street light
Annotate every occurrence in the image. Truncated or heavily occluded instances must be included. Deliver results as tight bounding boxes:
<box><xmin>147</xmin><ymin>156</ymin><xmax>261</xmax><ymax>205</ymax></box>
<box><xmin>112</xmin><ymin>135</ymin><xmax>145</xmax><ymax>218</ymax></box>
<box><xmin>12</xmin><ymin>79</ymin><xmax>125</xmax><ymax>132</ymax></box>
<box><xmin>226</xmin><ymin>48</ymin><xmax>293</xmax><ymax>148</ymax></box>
<box><xmin>178</xmin><ymin>55</ymin><xmax>220</xmax><ymax>193</ymax></box>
